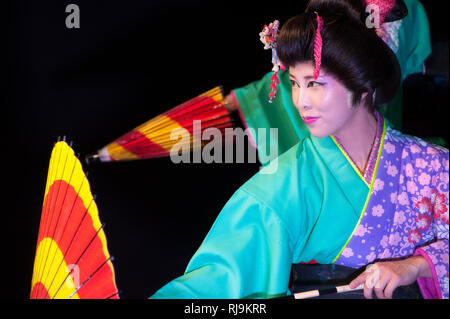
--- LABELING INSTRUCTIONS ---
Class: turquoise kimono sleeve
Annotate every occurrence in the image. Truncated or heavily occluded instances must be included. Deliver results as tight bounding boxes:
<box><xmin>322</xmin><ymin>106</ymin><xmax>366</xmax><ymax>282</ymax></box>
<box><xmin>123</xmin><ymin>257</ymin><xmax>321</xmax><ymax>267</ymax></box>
<box><xmin>150</xmin><ymin>189</ymin><xmax>294</xmax><ymax>299</ymax></box>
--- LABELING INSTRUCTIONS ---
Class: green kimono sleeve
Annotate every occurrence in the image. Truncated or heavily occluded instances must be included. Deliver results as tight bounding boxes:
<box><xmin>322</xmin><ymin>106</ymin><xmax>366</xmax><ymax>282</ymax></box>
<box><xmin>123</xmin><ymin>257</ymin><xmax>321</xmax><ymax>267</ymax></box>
<box><xmin>231</xmin><ymin>71</ymin><xmax>310</xmax><ymax>165</ymax></box>
<box><xmin>150</xmin><ymin>189</ymin><xmax>295</xmax><ymax>299</ymax></box>
<box><xmin>398</xmin><ymin>0</ymin><xmax>431</xmax><ymax>80</ymax></box>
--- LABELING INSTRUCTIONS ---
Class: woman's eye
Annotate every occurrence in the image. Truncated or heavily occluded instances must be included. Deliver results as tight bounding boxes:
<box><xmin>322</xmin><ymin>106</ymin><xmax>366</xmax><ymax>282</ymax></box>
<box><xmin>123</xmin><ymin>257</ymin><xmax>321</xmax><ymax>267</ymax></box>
<box><xmin>290</xmin><ymin>80</ymin><xmax>299</xmax><ymax>88</ymax></box>
<box><xmin>307</xmin><ymin>81</ymin><xmax>324</xmax><ymax>88</ymax></box>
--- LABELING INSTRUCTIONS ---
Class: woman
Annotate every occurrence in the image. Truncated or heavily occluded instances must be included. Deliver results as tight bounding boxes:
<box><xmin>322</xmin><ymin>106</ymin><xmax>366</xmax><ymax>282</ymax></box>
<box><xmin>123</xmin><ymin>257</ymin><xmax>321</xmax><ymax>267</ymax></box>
<box><xmin>151</xmin><ymin>0</ymin><xmax>448</xmax><ymax>299</ymax></box>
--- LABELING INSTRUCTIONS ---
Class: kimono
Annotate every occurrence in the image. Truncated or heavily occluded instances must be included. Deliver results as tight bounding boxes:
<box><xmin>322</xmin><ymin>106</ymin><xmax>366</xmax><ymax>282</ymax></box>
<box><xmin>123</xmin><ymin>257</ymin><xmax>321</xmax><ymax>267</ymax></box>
<box><xmin>151</xmin><ymin>113</ymin><xmax>449</xmax><ymax>299</ymax></box>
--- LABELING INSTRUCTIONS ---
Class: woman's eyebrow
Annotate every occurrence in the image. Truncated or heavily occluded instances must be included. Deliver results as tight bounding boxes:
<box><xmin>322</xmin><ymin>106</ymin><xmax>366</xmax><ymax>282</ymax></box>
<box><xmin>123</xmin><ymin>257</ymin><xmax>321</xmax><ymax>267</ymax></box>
<box><xmin>289</xmin><ymin>74</ymin><xmax>316</xmax><ymax>80</ymax></box>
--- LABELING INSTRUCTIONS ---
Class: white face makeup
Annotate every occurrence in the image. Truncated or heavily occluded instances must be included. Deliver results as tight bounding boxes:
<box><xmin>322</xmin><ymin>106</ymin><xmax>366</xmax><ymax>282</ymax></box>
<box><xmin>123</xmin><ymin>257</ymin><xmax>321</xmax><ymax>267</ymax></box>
<box><xmin>289</xmin><ymin>62</ymin><xmax>356</xmax><ymax>138</ymax></box>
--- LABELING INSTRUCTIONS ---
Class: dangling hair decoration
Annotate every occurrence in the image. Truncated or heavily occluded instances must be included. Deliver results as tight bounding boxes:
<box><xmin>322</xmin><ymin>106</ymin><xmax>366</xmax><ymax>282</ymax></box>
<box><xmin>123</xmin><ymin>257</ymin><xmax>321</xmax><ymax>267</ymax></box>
<box><xmin>365</xmin><ymin>0</ymin><xmax>396</xmax><ymax>26</ymax></box>
<box><xmin>259</xmin><ymin>20</ymin><xmax>285</xmax><ymax>103</ymax></box>
<box><xmin>364</xmin><ymin>0</ymin><xmax>398</xmax><ymax>49</ymax></box>
<box><xmin>313</xmin><ymin>12</ymin><xmax>324</xmax><ymax>80</ymax></box>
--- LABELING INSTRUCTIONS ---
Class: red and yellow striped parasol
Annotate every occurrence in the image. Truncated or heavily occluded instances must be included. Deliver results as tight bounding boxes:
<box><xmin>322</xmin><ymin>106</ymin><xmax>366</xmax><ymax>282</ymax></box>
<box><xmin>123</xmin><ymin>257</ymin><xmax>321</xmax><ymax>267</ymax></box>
<box><xmin>31</xmin><ymin>139</ymin><xmax>119</xmax><ymax>299</ymax></box>
<box><xmin>87</xmin><ymin>86</ymin><xmax>234</xmax><ymax>162</ymax></box>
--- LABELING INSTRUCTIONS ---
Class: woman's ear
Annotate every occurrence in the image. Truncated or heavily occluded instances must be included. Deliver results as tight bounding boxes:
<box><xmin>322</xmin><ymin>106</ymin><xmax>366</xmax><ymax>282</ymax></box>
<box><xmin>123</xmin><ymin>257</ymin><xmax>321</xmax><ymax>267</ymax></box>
<box><xmin>361</xmin><ymin>92</ymin><xmax>368</xmax><ymax>102</ymax></box>
<box><xmin>361</xmin><ymin>91</ymin><xmax>370</xmax><ymax>109</ymax></box>
<box><xmin>350</xmin><ymin>91</ymin><xmax>369</xmax><ymax>109</ymax></box>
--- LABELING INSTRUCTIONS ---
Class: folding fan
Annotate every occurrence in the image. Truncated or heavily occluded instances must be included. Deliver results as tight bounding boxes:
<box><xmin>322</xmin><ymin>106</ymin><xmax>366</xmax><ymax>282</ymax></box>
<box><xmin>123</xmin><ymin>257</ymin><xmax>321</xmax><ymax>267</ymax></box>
<box><xmin>30</xmin><ymin>139</ymin><xmax>119</xmax><ymax>299</ymax></box>
<box><xmin>86</xmin><ymin>86</ymin><xmax>234</xmax><ymax>162</ymax></box>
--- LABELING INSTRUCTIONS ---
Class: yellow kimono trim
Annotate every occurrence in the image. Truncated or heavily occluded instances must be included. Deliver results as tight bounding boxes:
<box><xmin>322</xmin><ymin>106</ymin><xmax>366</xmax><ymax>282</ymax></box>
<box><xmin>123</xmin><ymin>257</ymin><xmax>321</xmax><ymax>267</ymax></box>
<box><xmin>331</xmin><ymin>119</ymin><xmax>386</xmax><ymax>263</ymax></box>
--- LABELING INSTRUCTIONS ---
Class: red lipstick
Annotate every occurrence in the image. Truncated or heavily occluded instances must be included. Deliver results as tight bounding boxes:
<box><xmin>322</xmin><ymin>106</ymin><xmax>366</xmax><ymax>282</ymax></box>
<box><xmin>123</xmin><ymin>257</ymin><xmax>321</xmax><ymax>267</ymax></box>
<box><xmin>302</xmin><ymin>116</ymin><xmax>320</xmax><ymax>124</ymax></box>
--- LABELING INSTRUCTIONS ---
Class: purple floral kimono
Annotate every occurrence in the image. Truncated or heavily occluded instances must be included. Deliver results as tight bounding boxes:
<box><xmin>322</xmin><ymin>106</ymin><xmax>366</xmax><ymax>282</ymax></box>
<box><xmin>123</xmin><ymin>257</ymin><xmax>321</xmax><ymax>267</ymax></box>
<box><xmin>335</xmin><ymin>117</ymin><xmax>449</xmax><ymax>299</ymax></box>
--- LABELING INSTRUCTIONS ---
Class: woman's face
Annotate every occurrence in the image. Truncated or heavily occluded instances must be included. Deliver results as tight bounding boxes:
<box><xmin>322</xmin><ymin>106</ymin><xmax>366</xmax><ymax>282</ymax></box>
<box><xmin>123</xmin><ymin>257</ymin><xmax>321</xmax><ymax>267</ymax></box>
<box><xmin>289</xmin><ymin>62</ymin><xmax>356</xmax><ymax>138</ymax></box>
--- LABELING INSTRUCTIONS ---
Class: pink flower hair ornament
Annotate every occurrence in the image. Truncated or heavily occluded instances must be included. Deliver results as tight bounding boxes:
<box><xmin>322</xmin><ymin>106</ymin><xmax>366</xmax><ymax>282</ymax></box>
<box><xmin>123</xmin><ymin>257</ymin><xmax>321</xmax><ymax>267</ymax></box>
<box><xmin>259</xmin><ymin>20</ymin><xmax>285</xmax><ymax>103</ymax></box>
<box><xmin>259</xmin><ymin>14</ymin><xmax>324</xmax><ymax>102</ymax></box>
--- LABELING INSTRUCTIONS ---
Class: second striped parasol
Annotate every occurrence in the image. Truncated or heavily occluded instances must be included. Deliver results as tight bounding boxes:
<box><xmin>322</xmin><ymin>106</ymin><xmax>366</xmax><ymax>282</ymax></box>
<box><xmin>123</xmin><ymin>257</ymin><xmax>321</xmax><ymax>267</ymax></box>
<box><xmin>86</xmin><ymin>86</ymin><xmax>234</xmax><ymax>163</ymax></box>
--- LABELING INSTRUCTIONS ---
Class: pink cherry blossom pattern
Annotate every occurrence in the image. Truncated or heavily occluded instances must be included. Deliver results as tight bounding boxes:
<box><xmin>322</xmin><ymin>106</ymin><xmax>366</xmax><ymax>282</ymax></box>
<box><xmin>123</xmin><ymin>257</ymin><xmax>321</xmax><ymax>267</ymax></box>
<box><xmin>426</xmin><ymin>146</ymin><xmax>439</xmax><ymax>156</ymax></box>
<box><xmin>415</xmin><ymin>197</ymin><xmax>432</xmax><ymax>214</ymax></box>
<box><xmin>406</xmin><ymin>180</ymin><xmax>418</xmax><ymax>194</ymax></box>
<box><xmin>434</xmin><ymin>193</ymin><xmax>448</xmax><ymax>220</ymax></box>
<box><xmin>405</xmin><ymin>163</ymin><xmax>414</xmax><ymax>177</ymax></box>
<box><xmin>416</xmin><ymin>158</ymin><xmax>427</xmax><ymax>169</ymax></box>
<box><xmin>440</xmin><ymin>211</ymin><xmax>449</xmax><ymax>225</ymax></box>
<box><xmin>415</xmin><ymin>214</ymin><xmax>431</xmax><ymax>231</ymax></box>
<box><xmin>342</xmin><ymin>247</ymin><xmax>354</xmax><ymax>258</ymax></box>
<box><xmin>398</xmin><ymin>191</ymin><xmax>409</xmax><ymax>206</ymax></box>
<box><xmin>390</xmin><ymin>191</ymin><xmax>398</xmax><ymax>204</ymax></box>
<box><xmin>408</xmin><ymin>229</ymin><xmax>422</xmax><ymax>244</ymax></box>
<box><xmin>365</xmin><ymin>251</ymin><xmax>377</xmax><ymax>263</ymax></box>
<box><xmin>384</xmin><ymin>142</ymin><xmax>395</xmax><ymax>154</ymax></box>
<box><xmin>443</xmin><ymin>158</ymin><xmax>449</xmax><ymax>171</ymax></box>
<box><xmin>389</xmin><ymin>232</ymin><xmax>402</xmax><ymax>246</ymax></box>
<box><xmin>441</xmin><ymin>253</ymin><xmax>449</xmax><ymax>265</ymax></box>
<box><xmin>418</xmin><ymin>172</ymin><xmax>431</xmax><ymax>186</ymax></box>
<box><xmin>420</xmin><ymin>186</ymin><xmax>432</xmax><ymax>198</ymax></box>
<box><xmin>372</xmin><ymin>204</ymin><xmax>384</xmax><ymax>217</ymax></box>
<box><xmin>431</xmin><ymin>158</ymin><xmax>441</xmax><ymax>171</ymax></box>
<box><xmin>393</xmin><ymin>210</ymin><xmax>407</xmax><ymax>225</ymax></box>
<box><xmin>373</xmin><ymin>178</ymin><xmax>385</xmax><ymax>192</ymax></box>
<box><xmin>387</xmin><ymin>164</ymin><xmax>398</xmax><ymax>177</ymax></box>
<box><xmin>440</xmin><ymin>171</ymin><xmax>449</xmax><ymax>184</ymax></box>
<box><xmin>410</xmin><ymin>144</ymin><xmax>421</xmax><ymax>154</ymax></box>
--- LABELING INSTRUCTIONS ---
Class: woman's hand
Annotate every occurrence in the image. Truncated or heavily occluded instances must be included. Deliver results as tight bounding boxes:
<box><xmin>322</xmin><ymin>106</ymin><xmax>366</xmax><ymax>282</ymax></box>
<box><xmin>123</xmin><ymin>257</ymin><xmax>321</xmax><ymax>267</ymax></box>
<box><xmin>224</xmin><ymin>94</ymin><xmax>238</xmax><ymax>112</ymax></box>
<box><xmin>348</xmin><ymin>256</ymin><xmax>431</xmax><ymax>299</ymax></box>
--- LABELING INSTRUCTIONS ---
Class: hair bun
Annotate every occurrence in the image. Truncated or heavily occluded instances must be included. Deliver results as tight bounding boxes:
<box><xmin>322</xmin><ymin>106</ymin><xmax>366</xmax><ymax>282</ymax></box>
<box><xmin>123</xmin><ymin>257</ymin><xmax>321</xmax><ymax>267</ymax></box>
<box><xmin>307</xmin><ymin>0</ymin><xmax>408</xmax><ymax>25</ymax></box>
<box><xmin>306</xmin><ymin>0</ymin><xmax>367</xmax><ymax>24</ymax></box>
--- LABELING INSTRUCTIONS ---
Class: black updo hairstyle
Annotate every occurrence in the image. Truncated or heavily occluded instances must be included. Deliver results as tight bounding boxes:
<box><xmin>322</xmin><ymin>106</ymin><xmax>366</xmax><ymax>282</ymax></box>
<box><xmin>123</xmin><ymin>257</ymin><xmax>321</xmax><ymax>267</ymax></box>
<box><xmin>276</xmin><ymin>0</ymin><xmax>402</xmax><ymax>110</ymax></box>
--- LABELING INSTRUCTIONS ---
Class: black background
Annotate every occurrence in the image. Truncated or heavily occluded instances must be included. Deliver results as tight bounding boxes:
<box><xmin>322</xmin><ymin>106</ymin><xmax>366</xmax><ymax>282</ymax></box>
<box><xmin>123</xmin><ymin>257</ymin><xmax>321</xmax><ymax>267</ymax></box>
<box><xmin>7</xmin><ymin>0</ymin><xmax>448</xmax><ymax>300</ymax></box>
